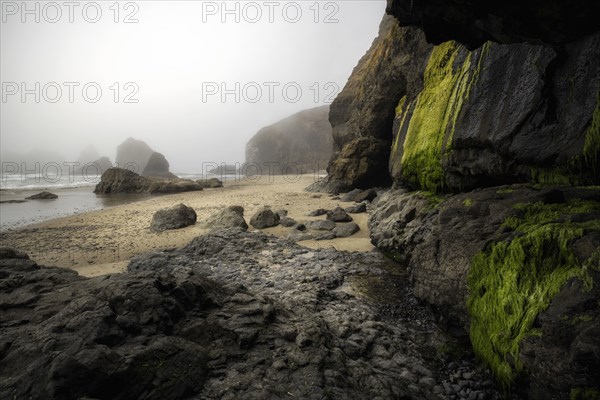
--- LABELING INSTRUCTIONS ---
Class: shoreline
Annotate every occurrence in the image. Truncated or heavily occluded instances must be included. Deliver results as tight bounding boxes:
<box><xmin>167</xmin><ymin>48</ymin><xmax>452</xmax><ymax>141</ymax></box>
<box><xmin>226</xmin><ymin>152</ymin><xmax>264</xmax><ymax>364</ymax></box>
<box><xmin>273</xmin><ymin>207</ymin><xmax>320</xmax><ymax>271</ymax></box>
<box><xmin>0</xmin><ymin>175</ymin><xmax>374</xmax><ymax>277</ymax></box>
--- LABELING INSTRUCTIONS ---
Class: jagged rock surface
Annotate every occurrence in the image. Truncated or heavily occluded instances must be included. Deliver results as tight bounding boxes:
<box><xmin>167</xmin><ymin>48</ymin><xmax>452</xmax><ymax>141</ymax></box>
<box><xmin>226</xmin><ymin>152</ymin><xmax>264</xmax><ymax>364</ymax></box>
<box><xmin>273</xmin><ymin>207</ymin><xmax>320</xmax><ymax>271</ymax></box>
<box><xmin>0</xmin><ymin>232</ymin><xmax>513</xmax><ymax>399</ymax></box>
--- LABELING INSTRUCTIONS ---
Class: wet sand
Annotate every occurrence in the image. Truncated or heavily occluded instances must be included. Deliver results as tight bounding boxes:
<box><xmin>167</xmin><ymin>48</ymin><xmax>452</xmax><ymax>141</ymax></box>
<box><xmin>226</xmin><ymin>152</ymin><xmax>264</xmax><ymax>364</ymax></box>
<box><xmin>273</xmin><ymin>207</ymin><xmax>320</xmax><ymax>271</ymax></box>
<box><xmin>0</xmin><ymin>175</ymin><xmax>374</xmax><ymax>277</ymax></box>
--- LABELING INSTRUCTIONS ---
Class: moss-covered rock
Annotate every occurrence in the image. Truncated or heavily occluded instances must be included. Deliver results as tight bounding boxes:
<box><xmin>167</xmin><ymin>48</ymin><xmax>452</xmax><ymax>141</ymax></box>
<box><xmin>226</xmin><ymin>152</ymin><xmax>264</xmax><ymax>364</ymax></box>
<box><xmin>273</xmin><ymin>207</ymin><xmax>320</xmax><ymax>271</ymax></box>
<box><xmin>467</xmin><ymin>200</ymin><xmax>600</xmax><ymax>389</ymax></box>
<box><xmin>369</xmin><ymin>185</ymin><xmax>600</xmax><ymax>398</ymax></box>
<box><xmin>390</xmin><ymin>34</ymin><xmax>600</xmax><ymax>192</ymax></box>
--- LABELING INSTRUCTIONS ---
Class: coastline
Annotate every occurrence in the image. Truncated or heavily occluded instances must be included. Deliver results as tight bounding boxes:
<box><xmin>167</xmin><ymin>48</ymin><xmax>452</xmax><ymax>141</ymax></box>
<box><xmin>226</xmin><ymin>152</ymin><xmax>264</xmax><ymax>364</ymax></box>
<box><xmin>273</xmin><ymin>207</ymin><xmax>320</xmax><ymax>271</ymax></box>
<box><xmin>0</xmin><ymin>175</ymin><xmax>374</xmax><ymax>277</ymax></box>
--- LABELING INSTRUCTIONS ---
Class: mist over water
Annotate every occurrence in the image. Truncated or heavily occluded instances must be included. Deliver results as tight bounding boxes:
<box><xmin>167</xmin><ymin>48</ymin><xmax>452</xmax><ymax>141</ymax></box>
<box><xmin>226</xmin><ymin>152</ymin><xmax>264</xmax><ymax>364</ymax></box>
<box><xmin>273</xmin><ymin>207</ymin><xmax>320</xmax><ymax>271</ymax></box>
<box><xmin>1</xmin><ymin>1</ymin><xmax>387</xmax><ymax>173</ymax></box>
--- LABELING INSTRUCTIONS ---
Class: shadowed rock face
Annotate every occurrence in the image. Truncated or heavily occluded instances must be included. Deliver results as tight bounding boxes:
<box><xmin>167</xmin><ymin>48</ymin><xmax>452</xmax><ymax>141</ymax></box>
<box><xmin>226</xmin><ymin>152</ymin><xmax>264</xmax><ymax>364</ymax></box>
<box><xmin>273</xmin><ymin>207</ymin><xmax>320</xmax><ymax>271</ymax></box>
<box><xmin>386</xmin><ymin>0</ymin><xmax>600</xmax><ymax>48</ymax></box>
<box><xmin>245</xmin><ymin>105</ymin><xmax>332</xmax><ymax>175</ymax></box>
<box><xmin>116</xmin><ymin>137</ymin><xmax>176</xmax><ymax>179</ymax></box>
<box><xmin>319</xmin><ymin>16</ymin><xmax>433</xmax><ymax>192</ymax></box>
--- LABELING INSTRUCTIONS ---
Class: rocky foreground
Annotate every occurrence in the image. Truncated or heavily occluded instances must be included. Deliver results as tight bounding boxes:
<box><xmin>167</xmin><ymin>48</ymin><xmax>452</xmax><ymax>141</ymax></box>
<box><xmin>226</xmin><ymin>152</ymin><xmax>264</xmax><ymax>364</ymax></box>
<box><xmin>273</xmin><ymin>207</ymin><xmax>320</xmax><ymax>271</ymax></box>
<box><xmin>1</xmin><ymin>230</ymin><xmax>511</xmax><ymax>400</ymax></box>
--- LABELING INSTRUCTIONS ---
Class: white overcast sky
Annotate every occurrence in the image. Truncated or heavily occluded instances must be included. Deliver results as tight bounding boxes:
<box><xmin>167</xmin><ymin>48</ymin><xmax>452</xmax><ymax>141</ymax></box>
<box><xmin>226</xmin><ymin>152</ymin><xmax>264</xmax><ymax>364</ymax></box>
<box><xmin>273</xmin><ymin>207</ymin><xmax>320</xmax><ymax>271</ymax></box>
<box><xmin>1</xmin><ymin>0</ymin><xmax>386</xmax><ymax>172</ymax></box>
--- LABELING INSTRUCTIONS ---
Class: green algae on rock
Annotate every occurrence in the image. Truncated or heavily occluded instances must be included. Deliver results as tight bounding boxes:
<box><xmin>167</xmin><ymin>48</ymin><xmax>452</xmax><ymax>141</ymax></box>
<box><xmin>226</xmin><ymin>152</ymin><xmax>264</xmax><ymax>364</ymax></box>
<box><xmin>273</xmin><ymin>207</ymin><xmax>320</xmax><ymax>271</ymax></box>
<box><xmin>467</xmin><ymin>200</ymin><xmax>600</xmax><ymax>388</ymax></box>
<box><xmin>394</xmin><ymin>41</ymin><xmax>488</xmax><ymax>192</ymax></box>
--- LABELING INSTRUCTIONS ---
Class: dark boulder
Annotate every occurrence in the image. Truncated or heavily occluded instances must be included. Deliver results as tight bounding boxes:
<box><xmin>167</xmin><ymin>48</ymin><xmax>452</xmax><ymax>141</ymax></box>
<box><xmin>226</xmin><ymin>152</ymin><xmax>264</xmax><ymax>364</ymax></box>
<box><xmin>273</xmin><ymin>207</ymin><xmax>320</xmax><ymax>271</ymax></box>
<box><xmin>150</xmin><ymin>203</ymin><xmax>197</xmax><ymax>231</ymax></box>
<box><xmin>345</xmin><ymin>203</ymin><xmax>367</xmax><ymax>214</ymax></box>
<box><xmin>340</xmin><ymin>189</ymin><xmax>363</xmax><ymax>202</ymax></box>
<box><xmin>314</xmin><ymin>231</ymin><xmax>337</xmax><ymax>241</ymax></box>
<box><xmin>306</xmin><ymin>220</ymin><xmax>336</xmax><ymax>231</ymax></box>
<box><xmin>249</xmin><ymin>207</ymin><xmax>280</xmax><ymax>229</ymax></box>
<box><xmin>279</xmin><ymin>217</ymin><xmax>297</xmax><ymax>227</ymax></box>
<box><xmin>307</xmin><ymin>208</ymin><xmax>328</xmax><ymax>217</ymax></box>
<box><xmin>199</xmin><ymin>205</ymin><xmax>248</xmax><ymax>231</ymax></box>
<box><xmin>25</xmin><ymin>191</ymin><xmax>57</xmax><ymax>200</ymax></box>
<box><xmin>93</xmin><ymin>168</ymin><xmax>150</xmax><ymax>194</ymax></box>
<box><xmin>327</xmin><ymin>207</ymin><xmax>353</xmax><ymax>223</ymax></box>
<box><xmin>333</xmin><ymin>223</ymin><xmax>360</xmax><ymax>238</ymax></box>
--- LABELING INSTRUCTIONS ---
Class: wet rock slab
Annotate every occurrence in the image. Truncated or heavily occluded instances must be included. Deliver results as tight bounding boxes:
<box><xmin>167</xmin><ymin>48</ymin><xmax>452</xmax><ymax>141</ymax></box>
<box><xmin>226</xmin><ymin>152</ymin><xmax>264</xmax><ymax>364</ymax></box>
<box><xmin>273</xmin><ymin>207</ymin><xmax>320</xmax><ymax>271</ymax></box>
<box><xmin>0</xmin><ymin>230</ymin><xmax>510</xmax><ymax>399</ymax></box>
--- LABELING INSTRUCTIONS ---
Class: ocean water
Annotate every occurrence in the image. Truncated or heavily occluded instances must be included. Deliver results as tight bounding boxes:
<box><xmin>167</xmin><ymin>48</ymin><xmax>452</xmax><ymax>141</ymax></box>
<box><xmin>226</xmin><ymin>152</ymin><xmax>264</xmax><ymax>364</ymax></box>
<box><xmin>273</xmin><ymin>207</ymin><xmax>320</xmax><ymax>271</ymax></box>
<box><xmin>0</xmin><ymin>171</ymin><xmax>215</xmax><ymax>231</ymax></box>
<box><xmin>0</xmin><ymin>169</ymin><xmax>285</xmax><ymax>231</ymax></box>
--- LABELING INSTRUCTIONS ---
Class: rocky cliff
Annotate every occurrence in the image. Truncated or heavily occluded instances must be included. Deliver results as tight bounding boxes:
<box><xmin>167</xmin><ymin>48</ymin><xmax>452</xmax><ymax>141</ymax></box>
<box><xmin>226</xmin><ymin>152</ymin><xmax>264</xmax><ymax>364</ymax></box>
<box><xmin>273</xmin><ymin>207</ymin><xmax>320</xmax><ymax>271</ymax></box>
<box><xmin>322</xmin><ymin>10</ymin><xmax>599</xmax><ymax>193</ymax></box>
<box><xmin>116</xmin><ymin>137</ymin><xmax>177</xmax><ymax>179</ymax></box>
<box><xmin>318</xmin><ymin>1</ymin><xmax>600</xmax><ymax>398</ymax></box>
<box><xmin>245</xmin><ymin>105</ymin><xmax>332</xmax><ymax>175</ymax></box>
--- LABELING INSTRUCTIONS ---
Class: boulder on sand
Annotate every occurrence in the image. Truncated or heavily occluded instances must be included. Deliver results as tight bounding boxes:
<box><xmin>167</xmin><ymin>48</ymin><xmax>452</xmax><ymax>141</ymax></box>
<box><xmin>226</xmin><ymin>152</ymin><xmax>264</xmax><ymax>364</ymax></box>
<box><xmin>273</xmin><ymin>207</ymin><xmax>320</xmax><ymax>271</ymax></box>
<box><xmin>333</xmin><ymin>222</ymin><xmax>360</xmax><ymax>238</ymax></box>
<box><xmin>25</xmin><ymin>191</ymin><xmax>58</xmax><ymax>200</ymax></box>
<box><xmin>345</xmin><ymin>203</ymin><xmax>367</xmax><ymax>214</ymax></box>
<box><xmin>327</xmin><ymin>207</ymin><xmax>353</xmax><ymax>223</ymax></box>
<box><xmin>150</xmin><ymin>203</ymin><xmax>197</xmax><ymax>232</ymax></box>
<box><xmin>200</xmin><ymin>206</ymin><xmax>248</xmax><ymax>231</ymax></box>
<box><xmin>250</xmin><ymin>207</ymin><xmax>280</xmax><ymax>229</ymax></box>
<box><xmin>306</xmin><ymin>220</ymin><xmax>336</xmax><ymax>231</ymax></box>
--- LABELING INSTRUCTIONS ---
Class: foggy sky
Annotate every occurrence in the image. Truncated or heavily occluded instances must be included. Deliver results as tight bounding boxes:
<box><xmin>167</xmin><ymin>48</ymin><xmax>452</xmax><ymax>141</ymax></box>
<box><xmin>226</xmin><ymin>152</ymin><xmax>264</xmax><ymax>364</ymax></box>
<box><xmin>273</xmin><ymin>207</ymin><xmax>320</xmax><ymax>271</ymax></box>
<box><xmin>1</xmin><ymin>0</ymin><xmax>386</xmax><ymax>172</ymax></box>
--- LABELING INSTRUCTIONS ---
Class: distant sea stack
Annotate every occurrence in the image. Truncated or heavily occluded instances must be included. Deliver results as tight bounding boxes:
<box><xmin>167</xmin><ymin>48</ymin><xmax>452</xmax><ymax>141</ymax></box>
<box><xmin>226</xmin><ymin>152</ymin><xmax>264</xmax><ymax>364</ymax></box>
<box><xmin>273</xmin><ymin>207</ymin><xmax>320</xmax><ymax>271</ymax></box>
<box><xmin>245</xmin><ymin>105</ymin><xmax>332</xmax><ymax>175</ymax></box>
<box><xmin>116</xmin><ymin>137</ymin><xmax>177</xmax><ymax>179</ymax></box>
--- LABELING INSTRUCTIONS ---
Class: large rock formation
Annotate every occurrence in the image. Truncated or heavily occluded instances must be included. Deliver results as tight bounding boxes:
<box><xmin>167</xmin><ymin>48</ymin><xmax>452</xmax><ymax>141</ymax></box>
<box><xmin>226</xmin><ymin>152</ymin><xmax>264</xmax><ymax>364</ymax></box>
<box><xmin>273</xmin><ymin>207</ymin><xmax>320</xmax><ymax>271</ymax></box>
<box><xmin>313</xmin><ymin>1</ymin><xmax>600</xmax><ymax>397</ymax></box>
<box><xmin>116</xmin><ymin>137</ymin><xmax>177</xmax><ymax>179</ymax></box>
<box><xmin>93</xmin><ymin>168</ymin><xmax>150</xmax><ymax>194</ymax></box>
<box><xmin>320</xmin><ymin>16</ymin><xmax>433</xmax><ymax>192</ymax></box>
<box><xmin>142</xmin><ymin>151</ymin><xmax>178</xmax><ymax>179</ymax></box>
<box><xmin>320</xmin><ymin>9</ymin><xmax>599</xmax><ymax>193</ymax></box>
<box><xmin>245</xmin><ymin>105</ymin><xmax>332</xmax><ymax>175</ymax></box>
<box><xmin>94</xmin><ymin>168</ymin><xmax>202</xmax><ymax>195</ymax></box>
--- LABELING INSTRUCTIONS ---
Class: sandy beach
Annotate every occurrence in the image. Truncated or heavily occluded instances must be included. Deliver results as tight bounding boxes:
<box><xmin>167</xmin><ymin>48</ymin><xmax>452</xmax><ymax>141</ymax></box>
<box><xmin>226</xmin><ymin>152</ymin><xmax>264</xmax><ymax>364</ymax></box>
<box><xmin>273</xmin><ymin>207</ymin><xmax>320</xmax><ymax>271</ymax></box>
<box><xmin>0</xmin><ymin>175</ymin><xmax>373</xmax><ymax>277</ymax></box>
